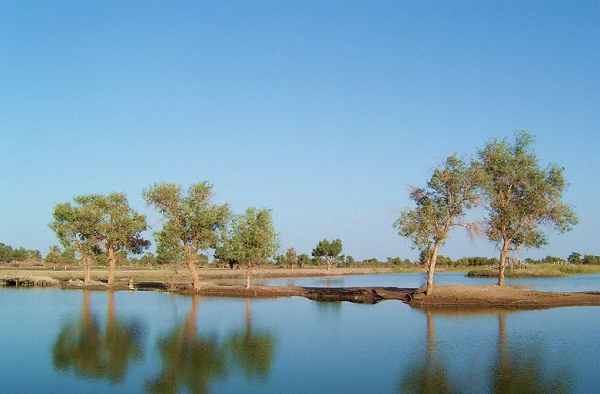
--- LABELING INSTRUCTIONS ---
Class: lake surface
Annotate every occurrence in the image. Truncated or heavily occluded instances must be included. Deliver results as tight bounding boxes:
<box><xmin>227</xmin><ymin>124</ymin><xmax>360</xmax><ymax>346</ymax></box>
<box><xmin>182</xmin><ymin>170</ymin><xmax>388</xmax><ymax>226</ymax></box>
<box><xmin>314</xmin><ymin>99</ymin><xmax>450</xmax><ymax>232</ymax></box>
<box><xmin>260</xmin><ymin>271</ymin><xmax>600</xmax><ymax>292</ymax></box>
<box><xmin>1</xmin><ymin>274</ymin><xmax>600</xmax><ymax>393</ymax></box>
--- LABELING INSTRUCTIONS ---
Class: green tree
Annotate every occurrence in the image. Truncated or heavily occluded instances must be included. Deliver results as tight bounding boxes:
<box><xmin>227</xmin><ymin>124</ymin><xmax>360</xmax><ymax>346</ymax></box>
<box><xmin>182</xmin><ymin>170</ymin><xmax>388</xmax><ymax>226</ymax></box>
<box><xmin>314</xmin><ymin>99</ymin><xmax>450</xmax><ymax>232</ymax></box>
<box><xmin>155</xmin><ymin>223</ymin><xmax>184</xmax><ymax>265</ymax></box>
<box><xmin>79</xmin><ymin>193</ymin><xmax>149</xmax><ymax>287</ymax></box>
<box><xmin>311</xmin><ymin>239</ymin><xmax>343</xmax><ymax>270</ymax></box>
<box><xmin>567</xmin><ymin>252</ymin><xmax>582</xmax><ymax>264</ymax></box>
<box><xmin>297</xmin><ymin>254</ymin><xmax>310</xmax><ymax>268</ymax></box>
<box><xmin>395</xmin><ymin>155</ymin><xmax>482</xmax><ymax>295</ymax></box>
<box><xmin>45</xmin><ymin>245</ymin><xmax>63</xmax><ymax>266</ymax></box>
<box><xmin>284</xmin><ymin>247</ymin><xmax>298</xmax><ymax>269</ymax></box>
<box><xmin>144</xmin><ymin>182</ymin><xmax>230</xmax><ymax>291</ymax></box>
<box><xmin>0</xmin><ymin>243</ymin><xmax>41</xmax><ymax>263</ymax></box>
<box><xmin>477</xmin><ymin>131</ymin><xmax>577</xmax><ymax>286</ymax></box>
<box><xmin>50</xmin><ymin>198</ymin><xmax>104</xmax><ymax>285</ymax></box>
<box><xmin>218</xmin><ymin>208</ymin><xmax>278</xmax><ymax>288</ymax></box>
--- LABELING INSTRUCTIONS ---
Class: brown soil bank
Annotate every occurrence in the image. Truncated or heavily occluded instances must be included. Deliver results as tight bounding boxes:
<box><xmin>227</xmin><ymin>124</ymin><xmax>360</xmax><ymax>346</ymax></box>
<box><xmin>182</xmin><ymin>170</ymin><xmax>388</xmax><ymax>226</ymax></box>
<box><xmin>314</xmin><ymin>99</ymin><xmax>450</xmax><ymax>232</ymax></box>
<box><xmin>3</xmin><ymin>273</ymin><xmax>600</xmax><ymax>309</ymax></box>
<box><xmin>409</xmin><ymin>285</ymin><xmax>600</xmax><ymax>309</ymax></box>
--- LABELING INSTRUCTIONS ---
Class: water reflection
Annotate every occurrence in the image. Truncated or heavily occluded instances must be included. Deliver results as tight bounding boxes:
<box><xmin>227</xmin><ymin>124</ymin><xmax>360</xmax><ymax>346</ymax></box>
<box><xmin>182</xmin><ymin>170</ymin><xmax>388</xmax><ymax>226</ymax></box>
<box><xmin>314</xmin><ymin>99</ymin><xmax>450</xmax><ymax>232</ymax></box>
<box><xmin>145</xmin><ymin>296</ymin><xmax>227</xmax><ymax>394</ymax></box>
<box><xmin>492</xmin><ymin>312</ymin><xmax>571</xmax><ymax>394</ymax></box>
<box><xmin>146</xmin><ymin>297</ymin><xmax>276</xmax><ymax>393</ymax></box>
<box><xmin>48</xmin><ymin>292</ymin><xmax>578</xmax><ymax>393</ymax></box>
<box><xmin>226</xmin><ymin>299</ymin><xmax>276</xmax><ymax>381</ymax></box>
<box><xmin>52</xmin><ymin>291</ymin><xmax>144</xmax><ymax>383</ymax></box>
<box><xmin>400</xmin><ymin>308</ymin><xmax>574</xmax><ymax>394</ymax></box>
<box><xmin>398</xmin><ymin>310</ymin><xmax>455</xmax><ymax>394</ymax></box>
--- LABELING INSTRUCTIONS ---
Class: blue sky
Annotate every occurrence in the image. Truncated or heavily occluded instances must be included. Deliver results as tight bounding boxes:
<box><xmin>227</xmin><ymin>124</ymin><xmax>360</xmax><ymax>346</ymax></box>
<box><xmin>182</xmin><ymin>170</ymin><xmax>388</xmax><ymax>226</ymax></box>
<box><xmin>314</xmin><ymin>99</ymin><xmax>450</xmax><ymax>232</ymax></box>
<box><xmin>1</xmin><ymin>1</ymin><xmax>599</xmax><ymax>260</ymax></box>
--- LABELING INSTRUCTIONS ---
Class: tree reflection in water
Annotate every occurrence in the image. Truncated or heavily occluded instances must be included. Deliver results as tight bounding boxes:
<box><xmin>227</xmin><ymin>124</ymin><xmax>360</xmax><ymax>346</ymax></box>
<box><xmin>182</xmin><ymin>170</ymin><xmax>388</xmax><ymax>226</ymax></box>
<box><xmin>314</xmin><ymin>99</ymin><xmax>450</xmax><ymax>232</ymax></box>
<box><xmin>398</xmin><ymin>310</ymin><xmax>455</xmax><ymax>394</ymax></box>
<box><xmin>52</xmin><ymin>290</ymin><xmax>144</xmax><ymax>383</ymax></box>
<box><xmin>491</xmin><ymin>311</ymin><xmax>572</xmax><ymax>394</ymax></box>
<box><xmin>226</xmin><ymin>299</ymin><xmax>276</xmax><ymax>381</ymax></box>
<box><xmin>145</xmin><ymin>296</ymin><xmax>227</xmax><ymax>394</ymax></box>
<box><xmin>399</xmin><ymin>309</ymin><xmax>573</xmax><ymax>394</ymax></box>
<box><xmin>147</xmin><ymin>297</ymin><xmax>276</xmax><ymax>393</ymax></box>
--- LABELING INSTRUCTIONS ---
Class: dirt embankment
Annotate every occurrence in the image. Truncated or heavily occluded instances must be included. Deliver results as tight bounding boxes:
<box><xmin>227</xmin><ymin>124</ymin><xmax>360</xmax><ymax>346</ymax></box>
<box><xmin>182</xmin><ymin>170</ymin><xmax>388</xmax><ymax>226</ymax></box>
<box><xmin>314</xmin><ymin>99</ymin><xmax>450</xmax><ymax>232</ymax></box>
<box><xmin>409</xmin><ymin>285</ymin><xmax>600</xmax><ymax>309</ymax></box>
<box><xmin>3</xmin><ymin>269</ymin><xmax>600</xmax><ymax>309</ymax></box>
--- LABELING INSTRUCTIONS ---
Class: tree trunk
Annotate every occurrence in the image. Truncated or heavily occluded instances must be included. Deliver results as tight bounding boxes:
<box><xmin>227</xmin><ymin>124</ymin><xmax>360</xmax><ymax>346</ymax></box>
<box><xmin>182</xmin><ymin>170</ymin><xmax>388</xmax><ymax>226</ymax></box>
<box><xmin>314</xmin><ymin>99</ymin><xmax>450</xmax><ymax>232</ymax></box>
<box><xmin>107</xmin><ymin>247</ymin><xmax>116</xmax><ymax>287</ymax></box>
<box><xmin>82</xmin><ymin>290</ymin><xmax>91</xmax><ymax>327</ymax></box>
<box><xmin>245</xmin><ymin>262</ymin><xmax>253</xmax><ymax>289</ymax></box>
<box><xmin>425</xmin><ymin>243</ymin><xmax>440</xmax><ymax>296</ymax></box>
<box><xmin>107</xmin><ymin>290</ymin><xmax>115</xmax><ymax>334</ymax></box>
<box><xmin>185</xmin><ymin>245</ymin><xmax>201</xmax><ymax>291</ymax></box>
<box><xmin>84</xmin><ymin>255</ymin><xmax>92</xmax><ymax>285</ymax></box>
<box><xmin>498</xmin><ymin>239</ymin><xmax>510</xmax><ymax>287</ymax></box>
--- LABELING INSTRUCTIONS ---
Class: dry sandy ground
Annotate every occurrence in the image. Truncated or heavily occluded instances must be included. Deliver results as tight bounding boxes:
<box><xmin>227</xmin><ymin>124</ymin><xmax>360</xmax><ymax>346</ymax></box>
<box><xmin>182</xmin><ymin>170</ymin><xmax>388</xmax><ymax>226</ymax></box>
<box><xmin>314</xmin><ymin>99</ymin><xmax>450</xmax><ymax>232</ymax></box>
<box><xmin>410</xmin><ymin>284</ymin><xmax>600</xmax><ymax>309</ymax></box>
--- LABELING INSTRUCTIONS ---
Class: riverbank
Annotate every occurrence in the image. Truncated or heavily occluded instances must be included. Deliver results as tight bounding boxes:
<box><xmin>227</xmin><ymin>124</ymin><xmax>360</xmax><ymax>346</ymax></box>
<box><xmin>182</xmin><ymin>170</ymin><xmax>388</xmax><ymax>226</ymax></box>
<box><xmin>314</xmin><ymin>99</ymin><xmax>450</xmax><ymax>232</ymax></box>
<box><xmin>467</xmin><ymin>264</ymin><xmax>600</xmax><ymax>278</ymax></box>
<box><xmin>0</xmin><ymin>266</ymin><xmax>409</xmax><ymax>284</ymax></box>
<box><xmin>3</xmin><ymin>269</ymin><xmax>600</xmax><ymax>309</ymax></box>
<box><xmin>410</xmin><ymin>285</ymin><xmax>600</xmax><ymax>309</ymax></box>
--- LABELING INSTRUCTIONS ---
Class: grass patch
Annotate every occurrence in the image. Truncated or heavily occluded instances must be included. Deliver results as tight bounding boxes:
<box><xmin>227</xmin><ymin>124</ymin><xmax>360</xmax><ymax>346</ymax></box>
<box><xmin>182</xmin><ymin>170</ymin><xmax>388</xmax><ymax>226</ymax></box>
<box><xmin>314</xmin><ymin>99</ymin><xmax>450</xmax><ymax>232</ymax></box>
<box><xmin>467</xmin><ymin>264</ymin><xmax>600</xmax><ymax>278</ymax></box>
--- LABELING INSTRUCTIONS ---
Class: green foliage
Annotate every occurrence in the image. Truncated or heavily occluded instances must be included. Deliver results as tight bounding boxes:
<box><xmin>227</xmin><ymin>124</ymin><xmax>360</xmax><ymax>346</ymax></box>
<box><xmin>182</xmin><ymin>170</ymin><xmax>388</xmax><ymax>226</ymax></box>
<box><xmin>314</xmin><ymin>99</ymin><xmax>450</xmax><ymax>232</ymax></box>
<box><xmin>395</xmin><ymin>155</ymin><xmax>482</xmax><ymax>254</ymax></box>
<box><xmin>79</xmin><ymin>193</ymin><xmax>149</xmax><ymax>256</ymax></box>
<box><xmin>311</xmin><ymin>239</ymin><xmax>343</xmax><ymax>265</ymax></box>
<box><xmin>297</xmin><ymin>254</ymin><xmax>310</xmax><ymax>268</ymax></box>
<box><xmin>217</xmin><ymin>208</ymin><xmax>278</xmax><ymax>266</ymax></box>
<box><xmin>582</xmin><ymin>255</ymin><xmax>600</xmax><ymax>265</ymax></box>
<box><xmin>386</xmin><ymin>256</ymin><xmax>412</xmax><ymax>265</ymax></box>
<box><xmin>144</xmin><ymin>182</ymin><xmax>230</xmax><ymax>260</ymax></box>
<box><xmin>477</xmin><ymin>131</ymin><xmax>577</xmax><ymax>251</ymax></box>
<box><xmin>50</xmin><ymin>197</ymin><xmax>105</xmax><ymax>260</ymax></box>
<box><xmin>0</xmin><ymin>242</ymin><xmax>41</xmax><ymax>263</ymax></box>
<box><xmin>45</xmin><ymin>245</ymin><xmax>77</xmax><ymax>265</ymax></box>
<box><xmin>567</xmin><ymin>252</ymin><xmax>582</xmax><ymax>264</ymax></box>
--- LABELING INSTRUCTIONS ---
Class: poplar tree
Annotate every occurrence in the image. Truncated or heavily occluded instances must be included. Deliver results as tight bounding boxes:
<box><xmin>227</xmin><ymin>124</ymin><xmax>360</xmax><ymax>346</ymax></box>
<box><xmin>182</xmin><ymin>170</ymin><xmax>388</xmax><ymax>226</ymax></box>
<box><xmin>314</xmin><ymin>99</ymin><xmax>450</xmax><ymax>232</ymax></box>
<box><xmin>83</xmin><ymin>193</ymin><xmax>148</xmax><ymax>287</ymax></box>
<box><xmin>477</xmin><ymin>131</ymin><xmax>577</xmax><ymax>286</ymax></box>
<box><xmin>144</xmin><ymin>182</ymin><xmax>230</xmax><ymax>291</ymax></box>
<box><xmin>395</xmin><ymin>155</ymin><xmax>482</xmax><ymax>295</ymax></box>
<box><xmin>50</xmin><ymin>198</ymin><xmax>103</xmax><ymax>285</ymax></box>
<box><xmin>218</xmin><ymin>208</ymin><xmax>278</xmax><ymax>288</ymax></box>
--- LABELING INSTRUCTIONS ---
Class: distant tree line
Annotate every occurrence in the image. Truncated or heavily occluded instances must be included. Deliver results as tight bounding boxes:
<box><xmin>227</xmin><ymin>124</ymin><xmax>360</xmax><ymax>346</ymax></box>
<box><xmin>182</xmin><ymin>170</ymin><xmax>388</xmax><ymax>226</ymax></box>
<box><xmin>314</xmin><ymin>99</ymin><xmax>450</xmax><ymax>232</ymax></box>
<box><xmin>0</xmin><ymin>242</ymin><xmax>41</xmax><ymax>263</ymax></box>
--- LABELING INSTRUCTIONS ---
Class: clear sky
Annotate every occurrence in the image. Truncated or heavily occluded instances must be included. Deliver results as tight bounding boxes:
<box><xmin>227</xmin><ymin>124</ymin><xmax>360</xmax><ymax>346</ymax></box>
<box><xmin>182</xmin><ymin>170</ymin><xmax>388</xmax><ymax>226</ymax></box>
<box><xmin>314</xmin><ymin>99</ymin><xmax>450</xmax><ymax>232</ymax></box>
<box><xmin>1</xmin><ymin>1</ymin><xmax>599</xmax><ymax>260</ymax></box>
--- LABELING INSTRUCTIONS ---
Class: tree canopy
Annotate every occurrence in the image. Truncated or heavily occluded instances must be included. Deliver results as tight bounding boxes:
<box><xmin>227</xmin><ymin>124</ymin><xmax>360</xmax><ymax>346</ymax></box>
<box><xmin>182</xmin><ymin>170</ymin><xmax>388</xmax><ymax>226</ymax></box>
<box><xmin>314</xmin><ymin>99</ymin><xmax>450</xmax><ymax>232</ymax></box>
<box><xmin>477</xmin><ymin>131</ymin><xmax>577</xmax><ymax>285</ymax></box>
<box><xmin>144</xmin><ymin>182</ymin><xmax>230</xmax><ymax>290</ymax></box>
<box><xmin>311</xmin><ymin>239</ymin><xmax>343</xmax><ymax>268</ymax></box>
<box><xmin>395</xmin><ymin>155</ymin><xmax>482</xmax><ymax>295</ymax></box>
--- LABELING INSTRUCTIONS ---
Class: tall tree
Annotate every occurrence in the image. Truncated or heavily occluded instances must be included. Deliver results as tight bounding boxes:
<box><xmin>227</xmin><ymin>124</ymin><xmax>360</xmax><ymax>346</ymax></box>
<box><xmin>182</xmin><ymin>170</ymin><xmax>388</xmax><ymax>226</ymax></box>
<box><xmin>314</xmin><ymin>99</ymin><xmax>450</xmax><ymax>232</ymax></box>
<box><xmin>217</xmin><ymin>208</ymin><xmax>278</xmax><ymax>289</ymax></box>
<box><xmin>144</xmin><ymin>182</ymin><xmax>230</xmax><ymax>291</ymax></box>
<box><xmin>50</xmin><ymin>198</ymin><xmax>103</xmax><ymax>285</ymax></box>
<box><xmin>477</xmin><ymin>131</ymin><xmax>577</xmax><ymax>286</ymax></box>
<box><xmin>395</xmin><ymin>155</ymin><xmax>482</xmax><ymax>295</ymax></box>
<box><xmin>80</xmin><ymin>193</ymin><xmax>149</xmax><ymax>287</ymax></box>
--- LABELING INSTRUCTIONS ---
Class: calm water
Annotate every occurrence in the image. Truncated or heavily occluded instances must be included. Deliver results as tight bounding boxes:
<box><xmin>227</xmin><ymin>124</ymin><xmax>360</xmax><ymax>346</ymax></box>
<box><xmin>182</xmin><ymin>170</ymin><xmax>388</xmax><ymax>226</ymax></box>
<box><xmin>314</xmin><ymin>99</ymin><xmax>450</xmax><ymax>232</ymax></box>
<box><xmin>260</xmin><ymin>271</ymin><xmax>600</xmax><ymax>292</ymax></box>
<box><xmin>1</xmin><ymin>275</ymin><xmax>600</xmax><ymax>393</ymax></box>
